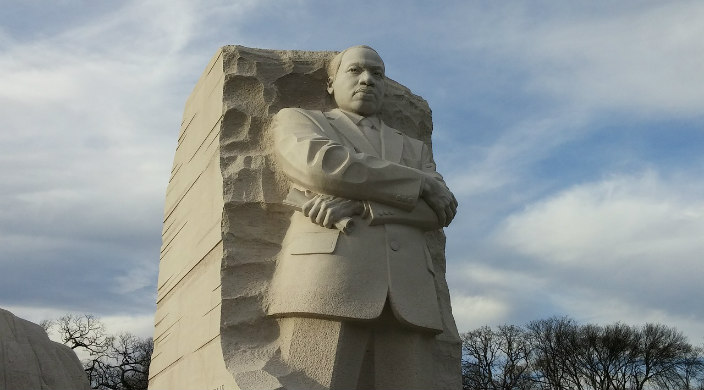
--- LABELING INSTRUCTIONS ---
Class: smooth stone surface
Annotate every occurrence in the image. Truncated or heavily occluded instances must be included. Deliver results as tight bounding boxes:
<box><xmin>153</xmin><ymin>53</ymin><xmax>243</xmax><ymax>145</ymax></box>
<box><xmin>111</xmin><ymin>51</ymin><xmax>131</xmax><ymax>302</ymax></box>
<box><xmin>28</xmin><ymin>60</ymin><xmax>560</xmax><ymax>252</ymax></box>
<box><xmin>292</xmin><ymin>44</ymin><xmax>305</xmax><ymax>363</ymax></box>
<box><xmin>0</xmin><ymin>307</ymin><xmax>90</xmax><ymax>390</ymax></box>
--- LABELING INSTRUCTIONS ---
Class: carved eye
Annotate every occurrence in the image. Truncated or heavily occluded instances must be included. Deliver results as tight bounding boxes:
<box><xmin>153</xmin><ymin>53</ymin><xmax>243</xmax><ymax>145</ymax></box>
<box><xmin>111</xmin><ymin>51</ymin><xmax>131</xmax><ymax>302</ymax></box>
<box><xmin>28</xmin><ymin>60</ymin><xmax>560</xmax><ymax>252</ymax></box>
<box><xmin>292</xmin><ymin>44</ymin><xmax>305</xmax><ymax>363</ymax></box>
<box><xmin>373</xmin><ymin>70</ymin><xmax>384</xmax><ymax>78</ymax></box>
<box><xmin>348</xmin><ymin>66</ymin><xmax>361</xmax><ymax>74</ymax></box>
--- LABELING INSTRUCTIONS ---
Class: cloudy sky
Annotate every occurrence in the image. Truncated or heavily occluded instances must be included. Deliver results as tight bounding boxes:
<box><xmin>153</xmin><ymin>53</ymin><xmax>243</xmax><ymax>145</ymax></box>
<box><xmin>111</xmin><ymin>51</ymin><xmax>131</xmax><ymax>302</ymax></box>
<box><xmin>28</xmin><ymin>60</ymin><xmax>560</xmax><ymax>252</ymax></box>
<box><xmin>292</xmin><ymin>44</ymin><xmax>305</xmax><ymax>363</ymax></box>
<box><xmin>1</xmin><ymin>0</ymin><xmax>703</xmax><ymax>343</ymax></box>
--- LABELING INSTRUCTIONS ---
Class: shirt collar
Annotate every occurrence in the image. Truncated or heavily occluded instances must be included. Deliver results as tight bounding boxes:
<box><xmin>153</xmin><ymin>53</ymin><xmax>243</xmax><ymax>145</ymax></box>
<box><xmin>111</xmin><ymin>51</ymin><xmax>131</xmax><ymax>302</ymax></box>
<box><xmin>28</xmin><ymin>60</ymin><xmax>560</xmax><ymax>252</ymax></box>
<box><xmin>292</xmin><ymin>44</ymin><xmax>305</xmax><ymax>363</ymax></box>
<box><xmin>340</xmin><ymin>109</ymin><xmax>380</xmax><ymax>129</ymax></box>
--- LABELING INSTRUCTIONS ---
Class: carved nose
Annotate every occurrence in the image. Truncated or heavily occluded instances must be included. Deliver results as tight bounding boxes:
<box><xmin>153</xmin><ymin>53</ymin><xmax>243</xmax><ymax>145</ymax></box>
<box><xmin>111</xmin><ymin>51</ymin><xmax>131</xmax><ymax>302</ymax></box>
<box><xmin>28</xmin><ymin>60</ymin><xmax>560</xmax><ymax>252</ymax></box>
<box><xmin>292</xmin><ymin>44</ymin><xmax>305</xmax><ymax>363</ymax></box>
<box><xmin>359</xmin><ymin>71</ymin><xmax>374</xmax><ymax>85</ymax></box>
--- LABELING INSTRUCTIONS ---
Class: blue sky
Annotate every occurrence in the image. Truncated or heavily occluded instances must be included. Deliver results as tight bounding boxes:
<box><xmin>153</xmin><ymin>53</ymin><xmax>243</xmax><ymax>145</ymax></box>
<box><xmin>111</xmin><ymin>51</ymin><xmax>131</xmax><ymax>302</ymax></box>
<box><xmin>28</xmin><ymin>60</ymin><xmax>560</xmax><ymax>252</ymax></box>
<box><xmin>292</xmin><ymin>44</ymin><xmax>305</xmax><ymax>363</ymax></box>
<box><xmin>1</xmin><ymin>0</ymin><xmax>703</xmax><ymax>342</ymax></box>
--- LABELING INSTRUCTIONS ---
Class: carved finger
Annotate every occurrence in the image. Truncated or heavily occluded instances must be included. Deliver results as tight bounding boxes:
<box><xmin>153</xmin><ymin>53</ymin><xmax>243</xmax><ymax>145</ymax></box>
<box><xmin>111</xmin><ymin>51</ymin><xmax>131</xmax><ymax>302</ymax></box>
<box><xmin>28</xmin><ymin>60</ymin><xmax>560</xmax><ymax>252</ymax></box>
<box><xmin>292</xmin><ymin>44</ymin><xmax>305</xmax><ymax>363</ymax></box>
<box><xmin>315</xmin><ymin>201</ymin><xmax>329</xmax><ymax>225</ymax></box>
<box><xmin>302</xmin><ymin>198</ymin><xmax>316</xmax><ymax>217</ymax></box>
<box><xmin>308</xmin><ymin>197</ymin><xmax>323</xmax><ymax>224</ymax></box>
<box><xmin>323</xmin><ymin>209</ymin><xmax>334</xmax><ymax>228</ymax></box>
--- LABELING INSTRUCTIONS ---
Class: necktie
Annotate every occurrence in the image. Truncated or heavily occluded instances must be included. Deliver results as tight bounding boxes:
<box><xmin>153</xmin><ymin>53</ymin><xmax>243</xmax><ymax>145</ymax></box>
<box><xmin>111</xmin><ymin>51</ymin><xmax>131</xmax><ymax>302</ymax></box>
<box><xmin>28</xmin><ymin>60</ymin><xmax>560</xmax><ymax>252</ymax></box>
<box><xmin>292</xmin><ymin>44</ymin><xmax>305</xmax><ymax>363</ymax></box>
<box><xmin>359</xmin><ymin>118</ymin><xmax>381</xmax><ymax>156</ymax></box>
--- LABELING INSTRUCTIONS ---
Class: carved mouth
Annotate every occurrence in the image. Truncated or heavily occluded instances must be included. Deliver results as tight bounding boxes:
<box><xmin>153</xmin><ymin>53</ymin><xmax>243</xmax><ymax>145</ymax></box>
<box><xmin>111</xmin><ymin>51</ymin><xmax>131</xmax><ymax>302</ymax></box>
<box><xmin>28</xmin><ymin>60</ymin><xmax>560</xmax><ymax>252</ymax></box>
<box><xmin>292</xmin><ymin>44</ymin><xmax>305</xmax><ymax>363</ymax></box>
<box><xmin>355</xmin><ymin>88</ymin><xmax>376</xmax><ymax>96</ymax></box>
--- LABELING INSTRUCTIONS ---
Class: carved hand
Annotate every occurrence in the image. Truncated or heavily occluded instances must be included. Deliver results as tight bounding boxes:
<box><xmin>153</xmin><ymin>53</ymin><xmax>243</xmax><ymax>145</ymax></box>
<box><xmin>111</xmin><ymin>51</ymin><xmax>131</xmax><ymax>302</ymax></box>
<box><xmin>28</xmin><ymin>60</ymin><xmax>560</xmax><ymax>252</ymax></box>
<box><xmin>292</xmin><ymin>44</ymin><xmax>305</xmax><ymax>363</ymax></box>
<box><xmin>302</xmin><ymin>195</ymin><xmax>365</xmax><ymax>229</ymax></box>
<box><xmin>421</xmin><ymin>176</ymin><xmax>458</xmax><ymax>227</ymax></box>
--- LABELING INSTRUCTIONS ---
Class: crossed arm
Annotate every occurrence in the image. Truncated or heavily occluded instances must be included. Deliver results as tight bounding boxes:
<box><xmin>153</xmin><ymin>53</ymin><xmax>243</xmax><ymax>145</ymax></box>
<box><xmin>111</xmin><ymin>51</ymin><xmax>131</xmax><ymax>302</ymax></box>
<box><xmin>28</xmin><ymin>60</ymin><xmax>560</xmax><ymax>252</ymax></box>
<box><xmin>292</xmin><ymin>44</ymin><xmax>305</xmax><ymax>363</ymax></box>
<box><xmin>301</xmin><ymin>158</ymin><xmax>456</xmax><ymax>230</ymax></box>
<box><xmin>272</xmin><ymin>108</ymin><xmax>457</xmax><ymax>230</ymax></box>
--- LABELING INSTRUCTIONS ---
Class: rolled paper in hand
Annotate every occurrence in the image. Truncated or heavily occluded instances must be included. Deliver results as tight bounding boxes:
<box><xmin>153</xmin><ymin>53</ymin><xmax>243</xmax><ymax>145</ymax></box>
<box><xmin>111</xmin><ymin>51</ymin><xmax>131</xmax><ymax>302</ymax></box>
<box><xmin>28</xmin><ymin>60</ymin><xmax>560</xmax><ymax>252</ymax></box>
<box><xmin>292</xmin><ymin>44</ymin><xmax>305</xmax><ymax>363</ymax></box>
<box><xmin>283</xmin><ymin>188</ymin><xmax>354</xmax><ymax>233</ymax></box>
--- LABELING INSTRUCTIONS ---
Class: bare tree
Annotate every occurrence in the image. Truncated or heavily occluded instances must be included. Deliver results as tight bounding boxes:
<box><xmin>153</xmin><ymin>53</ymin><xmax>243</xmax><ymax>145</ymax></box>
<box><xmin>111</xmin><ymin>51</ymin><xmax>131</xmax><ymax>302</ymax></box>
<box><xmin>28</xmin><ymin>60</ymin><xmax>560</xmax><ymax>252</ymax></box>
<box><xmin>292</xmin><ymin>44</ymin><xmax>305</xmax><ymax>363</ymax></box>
<box><xmin>654</xmin><ymin>346</ymin><xmax>704</xmax><ymax>390</ymax></box>
<box><xmin>462</xmin><ymin>325</ymin><xmax>534</xmax><ymax>390</ymax></box>
<box><xmin>464</xmin><ymin>318</ymin><xmax>704</xmax><ymax>390</ymax></box>
<box><xmin>40</xmin><ymin>319</ymin><xmax>53</xmax><ymax>332</ymax></box>
<box><xmin>631</xmin><ymin>323</ymin><xmax>692</xmax><ymax>390</ymax></box>
<box><xmin>87</xmin><ymin>333</ymin><xmax>152</xmax><ymax>390</ymax></box>
<box><xmin>527</xmin><ymin>316</ymin><xmax>582</xmax><ymax>390</ymax></box>
<box><xmin>51</xmin><ymin>314</ymin><xmax>114</xmax><ymax>355</ymax></box>
<box><xmin>463</xmin><ymin>326</ymin><xmax>501</xmax><ymax>390</ymax></box>
<box><xmin>44</xmin><ymin>314</ymin><xmax>151</xmax><ymax>390</ymax></box>
<box><xmin>574</xmin><ymin>323</ymin><xmax>637</xmax><ymax>390</ymax></box>
<box><xmin>497</xmin><ymin>325</ymin><xmax>534</xmax><ymax>390</ymax></box>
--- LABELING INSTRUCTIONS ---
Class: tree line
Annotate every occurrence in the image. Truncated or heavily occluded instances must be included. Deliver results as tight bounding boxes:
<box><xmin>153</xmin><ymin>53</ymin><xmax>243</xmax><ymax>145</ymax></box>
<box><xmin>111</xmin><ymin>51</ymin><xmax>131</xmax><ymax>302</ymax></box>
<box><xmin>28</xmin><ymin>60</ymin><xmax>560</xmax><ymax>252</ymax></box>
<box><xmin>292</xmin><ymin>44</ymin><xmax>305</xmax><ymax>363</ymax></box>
<box><xmin>44</xmin><ymin>313</ymin><xmax>703</xmax><ymax>390</ymax></box>
<box><xmin>462</xmin><ymin>316</ymin><xmax>704</xmax><ymax>390</ymax></box>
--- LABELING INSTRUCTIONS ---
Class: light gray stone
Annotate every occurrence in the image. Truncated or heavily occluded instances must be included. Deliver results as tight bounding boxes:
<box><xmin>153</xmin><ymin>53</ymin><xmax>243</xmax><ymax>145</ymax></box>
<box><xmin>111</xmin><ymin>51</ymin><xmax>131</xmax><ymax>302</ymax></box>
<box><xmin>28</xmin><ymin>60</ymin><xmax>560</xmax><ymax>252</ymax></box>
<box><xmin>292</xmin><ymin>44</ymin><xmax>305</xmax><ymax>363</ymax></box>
<box><xmin>0</xmin><ymin>308</ymin><xmax>90</xmax><ymax>390</ymax></box>
<box><xmin>150</xmin><ymin>45</ymin><xmax>461</xmax><ymax>390</ymax></box>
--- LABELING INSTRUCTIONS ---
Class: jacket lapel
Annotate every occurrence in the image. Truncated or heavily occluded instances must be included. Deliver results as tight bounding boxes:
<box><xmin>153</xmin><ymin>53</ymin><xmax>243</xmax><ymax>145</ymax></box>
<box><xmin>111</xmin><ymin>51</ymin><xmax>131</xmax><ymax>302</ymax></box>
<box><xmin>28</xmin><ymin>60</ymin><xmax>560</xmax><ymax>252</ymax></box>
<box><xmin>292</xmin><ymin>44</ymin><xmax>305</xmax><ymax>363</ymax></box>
<box><xmin>326</xmin><ymin>109</ymin><xmax>379</xmax><ymax>157</ymax></box>
<box><xmin>380</xmin><ymin>122</ymin><xmax>404</xmax><ymax>163</ymax></box>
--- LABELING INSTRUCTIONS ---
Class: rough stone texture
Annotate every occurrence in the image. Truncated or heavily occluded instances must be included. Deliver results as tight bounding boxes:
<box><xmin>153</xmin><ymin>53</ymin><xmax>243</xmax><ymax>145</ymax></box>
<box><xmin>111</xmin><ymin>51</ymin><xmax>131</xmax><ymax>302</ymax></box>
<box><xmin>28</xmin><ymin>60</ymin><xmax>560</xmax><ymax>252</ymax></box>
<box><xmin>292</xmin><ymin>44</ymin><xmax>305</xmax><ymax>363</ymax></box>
<box><xmin>0</xmin><ymin>307</ymin><xmax>90</xmax><ymax>390</ymax></box>
<box><xmin>149</xmin><ymin>45</ymin><xmax>461</xmax><ymax>390</ymax></box>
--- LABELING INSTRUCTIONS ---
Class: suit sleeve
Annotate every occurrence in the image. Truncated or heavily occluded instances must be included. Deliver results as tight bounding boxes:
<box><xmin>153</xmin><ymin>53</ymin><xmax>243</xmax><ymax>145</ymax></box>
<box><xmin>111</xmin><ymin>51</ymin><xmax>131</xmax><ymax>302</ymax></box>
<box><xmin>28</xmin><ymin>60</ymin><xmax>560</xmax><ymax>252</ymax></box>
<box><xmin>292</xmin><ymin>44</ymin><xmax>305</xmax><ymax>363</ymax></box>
<box><xmin>365</xmin><ymin>199</ymin><xmax>440</xmax><ymax>230</ymax></box>
<box><xmin>272</xmin><ymin>108</ymin><xmax>425</xmax><ymax>211</ymax></box>
<box><xmin>364</xmin><ymin>143</ymin><xmax>445</xmax><ymax>230</ymax></box>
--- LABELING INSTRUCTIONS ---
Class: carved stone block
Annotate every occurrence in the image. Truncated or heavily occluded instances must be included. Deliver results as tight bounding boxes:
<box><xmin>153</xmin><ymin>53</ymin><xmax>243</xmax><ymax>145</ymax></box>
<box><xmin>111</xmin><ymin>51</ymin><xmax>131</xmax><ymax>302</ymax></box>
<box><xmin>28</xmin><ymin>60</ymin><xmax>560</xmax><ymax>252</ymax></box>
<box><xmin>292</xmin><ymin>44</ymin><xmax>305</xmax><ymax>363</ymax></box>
<box><xmin>149</xmin><ymin>46</ymin><xmax>461</xmax><ymax>390</ymax></box>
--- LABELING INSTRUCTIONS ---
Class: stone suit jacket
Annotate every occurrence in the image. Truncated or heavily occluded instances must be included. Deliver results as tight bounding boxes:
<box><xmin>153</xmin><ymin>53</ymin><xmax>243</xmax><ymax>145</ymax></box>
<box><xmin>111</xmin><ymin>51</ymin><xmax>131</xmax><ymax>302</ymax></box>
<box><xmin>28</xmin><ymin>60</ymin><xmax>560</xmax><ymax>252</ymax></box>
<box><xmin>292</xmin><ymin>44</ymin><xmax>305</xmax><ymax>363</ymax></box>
<box><xmin>266</xmin><ymin>107</ymin><xmax>445</xmax><ymax>333</ymax></box>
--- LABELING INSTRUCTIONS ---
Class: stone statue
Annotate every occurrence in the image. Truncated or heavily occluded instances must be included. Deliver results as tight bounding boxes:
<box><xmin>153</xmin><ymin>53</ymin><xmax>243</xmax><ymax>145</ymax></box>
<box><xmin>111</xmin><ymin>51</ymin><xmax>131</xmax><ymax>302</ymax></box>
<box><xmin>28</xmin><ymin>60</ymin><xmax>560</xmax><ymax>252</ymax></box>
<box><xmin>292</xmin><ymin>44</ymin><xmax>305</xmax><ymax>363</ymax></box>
<box><xmin>0</xmin><ymin>307</ymin><xmax>90</xmax><ymax>390</ymax></box>
<box><xmin>265</xmin><ymin>45</ymin><xmax>458</xmax><ymax>389</ymax></box>
<box><xmin>149</xmin><ymin>45</ymin><xmax>460</xmax><ymax>390</ymax></box>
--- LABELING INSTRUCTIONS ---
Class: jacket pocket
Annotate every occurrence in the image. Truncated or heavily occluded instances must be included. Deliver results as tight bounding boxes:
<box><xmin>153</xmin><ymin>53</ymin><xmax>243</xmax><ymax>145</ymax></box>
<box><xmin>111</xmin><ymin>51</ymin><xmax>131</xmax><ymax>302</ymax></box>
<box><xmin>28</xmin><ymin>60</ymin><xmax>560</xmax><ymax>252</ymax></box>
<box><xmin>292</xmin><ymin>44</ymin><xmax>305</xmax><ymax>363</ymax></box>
<box><xmin>288</xmin><ymin>231</ymin><xmax>341</xmax><ymax>255</ymax></box>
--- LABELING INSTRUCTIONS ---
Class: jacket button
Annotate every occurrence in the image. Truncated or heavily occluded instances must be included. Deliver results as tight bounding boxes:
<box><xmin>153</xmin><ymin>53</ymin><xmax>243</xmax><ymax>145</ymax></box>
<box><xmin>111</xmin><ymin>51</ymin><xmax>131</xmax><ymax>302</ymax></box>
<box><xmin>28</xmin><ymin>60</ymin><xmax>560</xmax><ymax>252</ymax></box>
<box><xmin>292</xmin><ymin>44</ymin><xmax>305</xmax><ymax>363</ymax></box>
<box><xmin>389</xmin><ymin>240</ymin><xmax>400</xmax><ymax>251</ymax></box>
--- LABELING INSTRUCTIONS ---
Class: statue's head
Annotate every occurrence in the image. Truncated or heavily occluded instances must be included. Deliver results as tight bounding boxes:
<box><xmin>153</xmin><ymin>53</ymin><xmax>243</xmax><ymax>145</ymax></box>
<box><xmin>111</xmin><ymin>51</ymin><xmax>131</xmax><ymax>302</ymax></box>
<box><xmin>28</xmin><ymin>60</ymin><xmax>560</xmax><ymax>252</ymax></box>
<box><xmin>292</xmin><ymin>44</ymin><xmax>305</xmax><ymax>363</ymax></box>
<box><xmin>326</xmin><ymin>45</ymin><xmax>386</xmax><ymax>116</ymax></box>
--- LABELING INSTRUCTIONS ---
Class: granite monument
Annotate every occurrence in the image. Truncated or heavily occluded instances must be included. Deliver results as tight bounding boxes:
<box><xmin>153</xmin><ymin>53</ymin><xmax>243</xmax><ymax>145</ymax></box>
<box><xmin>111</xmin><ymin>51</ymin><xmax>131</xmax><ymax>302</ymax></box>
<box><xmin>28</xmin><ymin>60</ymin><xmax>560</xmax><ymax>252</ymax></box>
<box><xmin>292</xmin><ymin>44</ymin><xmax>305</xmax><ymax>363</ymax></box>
<box><xmin>149</xmin><ymin>45</ymin><xmax>461</xmax><ymax>390</ymax></box>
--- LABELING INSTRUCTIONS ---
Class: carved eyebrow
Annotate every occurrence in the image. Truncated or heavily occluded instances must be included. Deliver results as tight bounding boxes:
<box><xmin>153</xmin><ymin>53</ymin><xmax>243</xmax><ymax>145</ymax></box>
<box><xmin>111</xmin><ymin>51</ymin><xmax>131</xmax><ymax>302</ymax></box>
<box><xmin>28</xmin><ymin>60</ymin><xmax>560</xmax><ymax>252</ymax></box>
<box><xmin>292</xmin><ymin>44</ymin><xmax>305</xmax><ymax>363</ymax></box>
<box><xmin>346</xmin><ymin>62</ymin><xmax>385</xmax><ymax>72</ymax></box>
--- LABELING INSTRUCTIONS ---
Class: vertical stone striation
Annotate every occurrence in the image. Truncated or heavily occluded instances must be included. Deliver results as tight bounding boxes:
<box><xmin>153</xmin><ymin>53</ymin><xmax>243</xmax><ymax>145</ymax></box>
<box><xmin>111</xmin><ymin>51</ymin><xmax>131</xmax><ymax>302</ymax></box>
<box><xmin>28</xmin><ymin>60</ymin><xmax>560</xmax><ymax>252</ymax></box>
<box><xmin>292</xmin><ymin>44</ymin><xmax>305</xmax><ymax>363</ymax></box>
<box><xmin>149</xmin><ymin>48</ymin><xmax>235</xmax><ymax>390</ymax></box>
<box><xmin>150</xmin><ymin>45</ymin><xmax>461</xmax><ymax>390</ymax></box>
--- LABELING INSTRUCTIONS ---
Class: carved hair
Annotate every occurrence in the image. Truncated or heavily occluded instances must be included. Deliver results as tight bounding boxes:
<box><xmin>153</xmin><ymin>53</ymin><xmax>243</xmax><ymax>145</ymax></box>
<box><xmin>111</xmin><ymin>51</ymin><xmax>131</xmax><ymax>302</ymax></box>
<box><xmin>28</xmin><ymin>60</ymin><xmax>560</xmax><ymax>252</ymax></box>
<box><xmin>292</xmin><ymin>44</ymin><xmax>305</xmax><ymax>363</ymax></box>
<box><xmin>326</xmin><ymin>45</ymin><xmax>383</xmax><ymax>82</ymax></box>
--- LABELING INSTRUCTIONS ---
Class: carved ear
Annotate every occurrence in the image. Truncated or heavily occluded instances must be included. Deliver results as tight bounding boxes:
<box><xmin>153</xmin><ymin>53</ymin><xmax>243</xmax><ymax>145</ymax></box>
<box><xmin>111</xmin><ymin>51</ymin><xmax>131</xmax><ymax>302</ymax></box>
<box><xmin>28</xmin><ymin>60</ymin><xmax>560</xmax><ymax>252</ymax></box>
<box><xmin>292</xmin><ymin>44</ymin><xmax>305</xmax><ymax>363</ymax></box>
<box><xmin>326</xmin><ymin>77</ymin><xmax>334</xmax><ymax>95</ymax></box>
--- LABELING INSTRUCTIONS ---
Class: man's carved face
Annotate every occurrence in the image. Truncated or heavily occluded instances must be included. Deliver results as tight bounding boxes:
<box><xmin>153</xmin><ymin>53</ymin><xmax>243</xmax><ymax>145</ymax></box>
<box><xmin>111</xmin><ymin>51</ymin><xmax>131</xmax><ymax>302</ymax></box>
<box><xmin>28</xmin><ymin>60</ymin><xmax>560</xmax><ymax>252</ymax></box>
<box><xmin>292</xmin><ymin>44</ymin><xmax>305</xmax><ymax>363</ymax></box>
<box><xmin>327</xmin><ymin>47</ymin><xmax>386</xmax><ymax>117</ymax></box>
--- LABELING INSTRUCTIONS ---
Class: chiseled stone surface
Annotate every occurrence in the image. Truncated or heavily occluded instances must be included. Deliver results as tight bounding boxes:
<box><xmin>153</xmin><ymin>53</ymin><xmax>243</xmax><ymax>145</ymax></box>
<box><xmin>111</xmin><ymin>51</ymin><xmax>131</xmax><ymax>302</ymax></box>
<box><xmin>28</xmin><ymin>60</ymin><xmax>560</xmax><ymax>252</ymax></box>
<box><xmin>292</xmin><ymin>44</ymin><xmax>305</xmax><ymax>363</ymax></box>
<box><xmin>149</xmin><ymin>48</ymin><xmax>237</xmax><ymax>390</ymax></box>
<box><xmin>0</xmin><ymin>307</ymin><xmax>90</xmax><ymax>390</ymax></box>
<box><xmin>150</xmin><ymin>45</ymin><xmax>461</xmax><ymax>390</ymax></box>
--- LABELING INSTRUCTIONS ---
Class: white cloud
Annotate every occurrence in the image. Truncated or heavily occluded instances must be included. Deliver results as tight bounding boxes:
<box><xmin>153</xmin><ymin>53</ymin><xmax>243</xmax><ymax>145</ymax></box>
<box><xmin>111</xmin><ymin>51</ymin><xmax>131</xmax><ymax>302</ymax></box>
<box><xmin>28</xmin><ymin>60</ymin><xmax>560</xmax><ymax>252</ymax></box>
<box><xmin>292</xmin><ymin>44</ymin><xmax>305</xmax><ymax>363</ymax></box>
<box><xmin>491</xmin><ymin>170</ymin><xmax>704</xmax><ymax>338</ymax></box>
<box><xmin>451</xmin><ymin>294</ymin><xmax>509</xmax><ymax>332</ymax></box>
<box><xmin>498</xmin><ymin>171</ymin><xmax>704</xmax><ymax>268</ymax></box>
<box><xmin>448</xmin><ymin>262</ymin><xmax>550</xmax><ymax>331</ymax></box>
<box><xmin>101</xmin><ymin>313</ymin><xmax>155</xmax><ymax>338</ymax></box>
